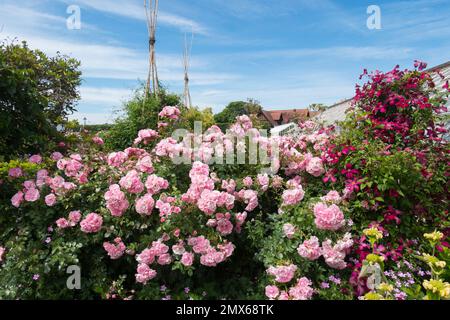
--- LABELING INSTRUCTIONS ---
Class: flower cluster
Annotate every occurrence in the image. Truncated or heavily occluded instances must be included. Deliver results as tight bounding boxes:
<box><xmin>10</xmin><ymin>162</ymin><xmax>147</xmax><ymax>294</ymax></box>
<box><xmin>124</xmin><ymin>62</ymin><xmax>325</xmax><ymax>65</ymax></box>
<box><xmin>103</xmin><ymin>238</ymin><xmax>126</xmax><ymax>260</ymax></box>
<box><xmin>265</xmin><ymin>277</ymin><xmax>314</xmax><ymax>300</ymax></box>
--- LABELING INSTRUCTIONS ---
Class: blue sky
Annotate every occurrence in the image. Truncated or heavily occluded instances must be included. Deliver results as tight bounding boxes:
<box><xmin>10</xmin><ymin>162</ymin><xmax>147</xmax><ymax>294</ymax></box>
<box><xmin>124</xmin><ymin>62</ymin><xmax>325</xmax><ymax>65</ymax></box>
<box><xmin>1</xmin><ymin>0</ymin><xmax>449</xmax><ymax>124</ymax></box>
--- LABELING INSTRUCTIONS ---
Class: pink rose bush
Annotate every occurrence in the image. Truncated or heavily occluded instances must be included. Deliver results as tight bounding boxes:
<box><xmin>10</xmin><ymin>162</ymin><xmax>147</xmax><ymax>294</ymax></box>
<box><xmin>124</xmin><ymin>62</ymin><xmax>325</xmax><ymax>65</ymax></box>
<box><xmin>2</xmin><ymin>61</ymin><xmax>447</xmax><ymax>301</ymax></box>
<box><xmin>4</xmin><ymin>108</ymin><xmax>350</xmax><ymax>299</ymax></box>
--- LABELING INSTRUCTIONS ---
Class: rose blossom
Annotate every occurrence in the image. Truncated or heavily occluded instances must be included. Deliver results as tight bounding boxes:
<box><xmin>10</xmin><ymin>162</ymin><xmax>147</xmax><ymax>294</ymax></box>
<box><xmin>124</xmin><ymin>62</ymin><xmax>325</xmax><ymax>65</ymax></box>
<box><xmin>135</xmin><ymin>263</ymin><xmax>157</xmax><ymax>284</ymax></box>
<box><xmin>297</xmin><ymin>236</ymin><xmax>322</xmax><ymax>260</ymax></box>
<box><xmin>24</xmin><ymin>188</ymin><xmax>40</xmax><ymax>202</ymax></box>
<box><xmin>92</xmin><ymin>136</ymin><xmax>104</xmax><ymax>145</ymax></box>
<box><xmin>321</xmin><ymin>240</ymin><xmax>347</xmax><ymax>270</ymax></box>
<box><xmin>159</xmin><ymin>106</ymin><xmax>181</xmax><ymax>120</ymax></box>
<box><xmin>103</xmin><ymin>238</ymin><xmax>126</xmax><ymax>259</ymax></box>
<box><xmin>288</xmin><ymin>277</ymin><xmax>314</xmax><ymax>300</ymax></box>
<box><xmin>80</xmin><ymin>213</ymin><xmax>103</xmax><ymax>233</ymax></box>
<box><xmin>242</xmin><ymin>177</ymin><xmax>253</xmax><ymax>187</ymax></box>
<box><xmin>119</xmin><ymin>170</ymin><xmax>144</xmax><ymax>194</ymax></box>
<box><xmin>68</xmin><ymin>211</ymin><xmax>82</xmax><ymax>225</ymax></box>
<box><xmin>8</xmin><ymin>167</ymin><xmax>23</xmax><ymax>178</ymax></box>
<box><xmin>157</xmin><ymin>253</ymin><xmax>172</xmax><ymax>265</ymax></box>
<box><xmin>107</xmin><ymin>152</ymin><xmax>127</xmax><ymax>167</ymax></box>
<box><xmin>135</xmin><ymin>194</ymin><xmax>155</xmax><ymax>215</ymax></box>
<box><xmin>267</xmin><ymin>264</ymin><xmax>297</xmax><ymax>283</ymax></box>
<box><xmin>45</xmin><ymin>194</ymin><xmax>57</xmax><ymax>206</ymax></box>
<box><xmin>145</xmin><ymin>175</ymin><xmax>169</xmax><ymax>195</ymax></box>
<box><xmin>265</xmin><ymin>285</ymin><xmax>280</xmax><ymax>299</ymax></box>
<box><xmin>56</xmin><ymin>218</ymin><xmax>70</xmax><ymax>229</ymax></box>
<box><xmin>11</xmin><ymin>191</ymin><xmax>24</xmax><ymax>207</ymax></box>
<box><xmin>104</xmin><ymin>184</ymin><xmax>129</xmax><ymax>217</ymax></box>
<box><xmin>281</xmin><ymin>186</ymin><xmax>305</xmax><ymax>206</ymax></box>
<box><xmin>29</xmin><ymin>154</ymin><xmax>42</xmax><ymax>164</ymax></box>
<box><xmin>306</xmin><ymin>157</ymin><xmax>325</xmax><ymax>177</ymax></box>
<box><xmin>321</xmin><ymin>190</ymin><xmax>342</xmax><ymax>204</ymax></box>
<box><xmin>181</xmin><ymin>252</ymin><xmax>194</xmax><ymax>266</ymax></box>
<box><xmin>216</xmin><ymin>218</ymin><xmax>233</xmax><ymax>236</ymax></box>
<box><xmin>313</xmin><ymin>202</ymin><xmax>345</xmax><ymax>231</ymax></box>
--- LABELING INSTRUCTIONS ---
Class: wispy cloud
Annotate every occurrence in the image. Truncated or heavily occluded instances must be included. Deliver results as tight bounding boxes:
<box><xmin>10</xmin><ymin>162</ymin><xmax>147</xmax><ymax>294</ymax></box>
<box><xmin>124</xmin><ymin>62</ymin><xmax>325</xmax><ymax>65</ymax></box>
<box><xmin>225</xmin><ymin>46</ymin><xmax>414</xmax><ymax>61</ymax></box>
<box><xmin>62</xmin><ymin>0</ymin><xmax>208</xmax><ymax>35</ymax></box>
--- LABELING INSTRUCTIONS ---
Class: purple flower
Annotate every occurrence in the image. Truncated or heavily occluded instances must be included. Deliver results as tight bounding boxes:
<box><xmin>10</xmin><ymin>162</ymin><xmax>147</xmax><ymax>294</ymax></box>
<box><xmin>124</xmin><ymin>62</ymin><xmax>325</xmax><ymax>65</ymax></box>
<box><xmin>33</xmin><ymin>274</ymin><xmax>40</xmax><ymax>281</ymax></box>
<box><xmin>329</xmin><ymin>275</ymin><xmax>341</xmax><ymax>285</ymax></box>
<box><xmin>395</xmin><ymin>292</ymin><xmax>407</xmax><ymax>300</ymax></box>
<box><xmin>320</xmin><ymin>282</ymin><xmax>330</xmax><ymax>289</ymax></box>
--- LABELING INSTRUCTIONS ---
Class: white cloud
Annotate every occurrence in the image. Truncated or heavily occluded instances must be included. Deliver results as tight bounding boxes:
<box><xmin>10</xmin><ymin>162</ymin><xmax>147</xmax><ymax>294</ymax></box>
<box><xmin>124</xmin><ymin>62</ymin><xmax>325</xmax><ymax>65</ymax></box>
<box><xmin>79</xmin><ymin>87</ymin><xmax>133</xmax><ymax>106</ymax></box>
<box><xmin>233</xmin><ymin>46</ymin><xmax>414</xmax><ymax>61</ymax></box>
<box><xmin>61</xmin><ymin>0</ymin><xmax>208</xmax><ymax>35</ymax></box>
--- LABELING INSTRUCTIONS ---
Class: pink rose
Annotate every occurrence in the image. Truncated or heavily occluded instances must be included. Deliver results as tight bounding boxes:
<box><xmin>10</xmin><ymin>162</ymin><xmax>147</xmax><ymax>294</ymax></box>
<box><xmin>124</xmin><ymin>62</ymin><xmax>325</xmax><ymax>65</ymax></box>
<box><xmin>313</xmin><ymin>202</ymin><xmax>345</xmax><ymax>231</ymax></box>
<box><xmin>181</xmin><ymin>252</ymin><xmax>194</xmax><ymax>266</ymax></box>
<box><xmin>80</xmin><ymin>213</ymin><xmax>103</xmax><ymax>233</ymax></box>
<box><xmin>135</xmin><ymin>194</ymin><xmax>155</xmax><ymax>215</ymax></box>
<box><xmin>242</xmin><ymin>176</ymin><xmax>253</xmax><ymax>187</ymax></box>
<box><xmin>157</xmin><ymin>253</ymin><xmax>172</xmax><ymax>265</ymax></box>
<box><xmin>267</xmin><ymin>264</ymin><xmax>297</xmax><ymax>283</ymax></box>
<box><xmin>119</xmin><ymin>170</ymin><xmax>144</xmax><ymax>194</ymax></box>
<box><xmin>104</xmin><ymin>184</ymin><xmax>129</xmax><ymax>217</ymax></box>
<box><xmin>216</xmin><ymin>218</ymin><xmax>233</xmax><ymax>236</ymax></box>
<box><xmin>45</xmin><ymin>194</ymin><xmax>57</xmax><ymax>206</ymax></box>
<box><xmin>297</xmin><ymin>236</ymin><xmax>322</xmax><ymax>260</ymax></box>
<box><xmin>107</xmin><ymin>152</ymin><xmax>127</xmax><ymax>167</ymax></box>
<box><xmin>306</xmin><ymin>157</ymin><xmax>325</xmax><ymax>177</ymax></box>
<box><xmin>321</xmin><ymin>190</ymin><xmax>342</xmax><ymax>204</ymax></box>
<box><xmin>24</xmin><ymin>188</ymin><xmax>40</xmax><ymax>202</ymax></box>
<box><xmin>281</xmin><ymin>186</ymin><xmax>304</xmax><ymax>206</ymax></box>
<box><xmin>321</xmin><ymin>240</ymin><xmax>347</xmax><ymax>270</ymax></box>
<box><xmin>56</xmin><ymin>218</ymin><xmax>70</xmax><ymax>229</ymax></box>
<box><xmin>289</xmin><ymin>277</ymin><xmax>314</xmax><ymax>300</ymax></box>
<box><xmin>265</xmin><ymin>285</ymin><xmax>280</xmax><ymax>299</ymax></box>
<box><xmin>103</xmin><ymin>238</ymin><xmax>126</xmax><ymax>260</ymax></box>
<box><xmin>135</xmin><ymin>263</ymin><xmax>157</xmax><ymax>284</ymax></box>
<box><xmin>92</xmin><ymin>136</ymin><xmax>104</xmax><ymax>145</ymax></box>
<box><xmin>68</xmin><ymin>210</ymin><xmax>82</xmax><ymax>225</ymax></box>
<box><xmin>11</xmin><ymin>191</ymin><xmax>24</xmax><ymax>207</ymax></box>
<box><xmin>51</xmin><ymin>152</ymin><xmax>64</xmax><ymax>161</ymax></box>
<box><xmin>8</xmin><ymin>167</ymin><xmax>23</xmax><ymax>178</ymax></box>
<box><xmin>29</xmin><ymin>154</ymin><xmax>42</xmax><ymax>164</ymax></box>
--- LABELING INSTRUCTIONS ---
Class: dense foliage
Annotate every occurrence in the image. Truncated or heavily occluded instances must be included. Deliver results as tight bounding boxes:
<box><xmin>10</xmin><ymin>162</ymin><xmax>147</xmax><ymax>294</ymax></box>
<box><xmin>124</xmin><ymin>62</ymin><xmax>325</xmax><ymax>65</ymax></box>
<box><xmin>0</xmin><ymin>41</ymin><xmax>81</xmax><ymax>160</ymax></box>
<box><xmin>0</xmin><ymin>62</ymin><xmax>448</xmax><ymax>300</ymax></box>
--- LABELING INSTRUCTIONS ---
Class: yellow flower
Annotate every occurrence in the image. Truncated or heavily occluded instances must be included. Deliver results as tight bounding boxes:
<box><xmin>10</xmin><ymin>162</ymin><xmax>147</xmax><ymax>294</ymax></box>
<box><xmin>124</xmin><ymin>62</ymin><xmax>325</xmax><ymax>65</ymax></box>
<box><xmin>421</xmin><ymin>254</ymin><xmax>446</xmax><ymax>270</ymax></box>
<box><xmin>424</xmin><ymin>230</ymin><xmax>444</xmax><ymax>244</ymax></box>
<box><xmin>366</xmin><ymin>253</ymin><xmax>385</xmax><ymax>264</ymax></box>
<box><xmin>363</xmin><ymin>227</ymin><xmax>383</xmax><ymax>240</ymax></box>
<box><xmin>423</xmin><ymin>279</ymin><xmax>450</xmax><ymax>299</ymax></box>
<box><xmin>378</xmin><ymin>283</ymin><xmax>394</xmax><ymax>293</ymax></box>
<box><xmin>362</xmin><ymin>292</ymin><xmax>384</xmax><ymax>300</ymax></box>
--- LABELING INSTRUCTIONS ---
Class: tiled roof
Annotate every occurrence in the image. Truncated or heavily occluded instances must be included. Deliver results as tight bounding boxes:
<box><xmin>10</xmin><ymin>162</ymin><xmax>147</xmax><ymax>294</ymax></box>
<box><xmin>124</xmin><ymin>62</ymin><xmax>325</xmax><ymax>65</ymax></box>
<box><xmin>261</xmin><ymin>109</ymin><xmax>312</xmax><ymax>125</ymax></box>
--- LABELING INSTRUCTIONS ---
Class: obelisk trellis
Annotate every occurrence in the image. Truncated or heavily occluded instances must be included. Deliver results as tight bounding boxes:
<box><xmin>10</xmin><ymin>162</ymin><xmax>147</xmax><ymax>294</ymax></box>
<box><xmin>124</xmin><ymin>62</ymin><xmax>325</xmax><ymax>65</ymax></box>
<box><xmin>183</xmin><ymin>32</ymin><xmax>193</xmax><ymax>108</ymax></box>
<box><xmin>144</xmin><ymin>0</ymin><xmax>159</xmax><ymax>101</ymax></box>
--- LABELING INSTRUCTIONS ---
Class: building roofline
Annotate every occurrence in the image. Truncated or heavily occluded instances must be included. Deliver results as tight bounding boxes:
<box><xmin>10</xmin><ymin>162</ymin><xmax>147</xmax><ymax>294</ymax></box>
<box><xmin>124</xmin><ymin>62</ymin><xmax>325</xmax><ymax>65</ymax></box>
<box><xmin>426</xmin><ymin>60</ymin><xmax>450</xmax><ymax>73</ymax></box>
